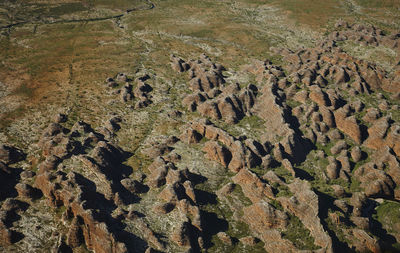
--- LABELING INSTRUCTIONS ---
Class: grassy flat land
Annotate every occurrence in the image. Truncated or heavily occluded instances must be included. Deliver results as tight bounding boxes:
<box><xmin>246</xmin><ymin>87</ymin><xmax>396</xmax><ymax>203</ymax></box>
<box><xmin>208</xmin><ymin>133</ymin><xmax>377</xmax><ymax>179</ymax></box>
<box><xmin>0</xmin><ymin>0</ymin><xmax>398</xmax><ymax>155</ymax></box>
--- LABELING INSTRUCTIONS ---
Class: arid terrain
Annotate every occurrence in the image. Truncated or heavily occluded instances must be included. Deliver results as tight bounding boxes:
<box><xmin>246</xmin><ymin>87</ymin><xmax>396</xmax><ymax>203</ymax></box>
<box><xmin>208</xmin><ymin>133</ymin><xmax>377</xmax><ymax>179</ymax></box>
<box><xmin>1</xmin><ymin>0</ymin><xmax>400</xmax><ymax>252</ymax></box>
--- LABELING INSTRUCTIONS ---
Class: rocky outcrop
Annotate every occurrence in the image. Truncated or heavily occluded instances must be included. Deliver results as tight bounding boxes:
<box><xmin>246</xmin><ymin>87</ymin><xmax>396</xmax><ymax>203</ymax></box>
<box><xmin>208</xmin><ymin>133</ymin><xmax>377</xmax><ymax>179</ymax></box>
<box><xmin>66</xmin><ymin>217</ymin><xmax>84</xmax><ymax>248</ymax></box>
<box><xmin>331</xmin><ymin>140</ymin><xmax>347</xmax><ymax>155</ymax></box>
<box><xmin>354</xmin><ymin>162</ymin><xmax>395</xmax><ymax>198</ymax></box>
<box><xmin>351</xmin><ymin>229</ymin><xmax>381</xmax><ymax>253</ymax></box>
<box><xmin>232</xmin><ymin>168</ymin><xmax>274</xmax><ymax>203</ymax></box>
<box><xmin>251</xmin><ymin>65</ymin><xmax>309</xmax><ymax>163</ymax></box>
<box><xmin>309</xmin><ymin>86</ymin><xmax>331</xmax><ymax>107</ymax></box>
<box><xmin>372</xmin><ymin>147</ymin><xmax>400</xmax><ymax>188</ymax></box>
<box><xmin>170</xmin><ymin>221</ymin><xmax>194</xmax><ymax>248</ymax></box>
<box><xmin>242</xmin><ymin>201</ymin><xmax>288</xmax><ymax>230</ymax></box>
<box><xmin>170</xmin><ymin>54</ymin><xmax>190</xmax><ymax>72</ymax></box>
<box><xmin>351</xmin><ymin>146</ymin><xmax>362</xmax><ymax>162</ymax></box>
<box><xmin>334</xmin><ymin>108</ymin><xmax>363</xmax><ymax>144</ymax></box>
<box><xmin>230</xmin><ymin>168</ymin><xmax>298</xmax><ymax>253</ymax></box>
<box><xmin>120</xmin><ymin>83</ymin><xmax>134</xmax><ymax>102</ymax></box>
<box><xmin>185</xmin><ymin>119</ymin><xmax>261</xmax><ymax>172</ymax></box>
<box><xmin>35</xmin><ymin>171</ymin><xmax>129</xmax><ymax>253</ymax></box>
<box><xmin>0</xmin><ymin>145</ymin><xmax>25</xmax><ymax>165</ymax></box>
<box><xmin>106</xmin><ymin>72</ymin><xmax>153</xmax><ymax>108</ymax></box>
<box><xmin>15</xmin><ymin>183</ymin><xmax>40</xmax><ymax>200</ymax></box>
<box><xmin>0</xmin><ymin>199</ymin><xmax>28</xmax><ymax>247</ymax></box>
<box><xmin>31</xmin><ymin>119</ymin><xmax>167</xmax><ymax>252</ymax></box>
<box><xmin>172</xmin><ymin>55</ymin><xmax>258</xmax><ymax>123</ymax></box>
<box><xmin>364</xmin><ymin>117</ymin><xmax>400</xmax><ymax>157</ymax></box>
<box><xmin>202</xmin><ymin>141</ymin><xmax>232</xmax><ymax>167</ymax></box>
<box><xmin>180</xmin><ymin>128</ymin><xmax>202</xmax><ymax>144</ymax></box>
<box><xmin>3</xmin><ymin>18</ymin><xmax>400</xmax><ymax>253</ymax></box>
<box><xmin>134</xmin><ymin>80</ymin><xmax>153</xmax><ymax>109</ymax></box>
<box><xmin>278</xmin><ymin>179</ymin><xmax>333</xmax><ymax>252</ymax></box>
<box><xmin>217</xmin><ymin>232</ymin><xmax>233</xmax><ymax>245</ymax></box>
<box><xmin>326</xmin><ymin>157</ymin><xmax>340</xmax><ymax>180</ymax></box>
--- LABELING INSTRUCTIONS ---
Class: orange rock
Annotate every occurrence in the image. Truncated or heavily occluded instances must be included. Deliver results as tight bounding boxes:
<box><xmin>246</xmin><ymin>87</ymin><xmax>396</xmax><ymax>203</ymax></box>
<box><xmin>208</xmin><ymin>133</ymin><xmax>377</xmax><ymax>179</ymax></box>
<box><xmin>334</xmin><ymin>108</ymin><xmax>362</xmax><ymax>144</ymax></box>
<box><xmin>279</xmin><ymin>179</ymin><xmax>333</xmax><ymax>251</ymax></box>
<box><xmin>310</xmin><ymin>87</ymin><xmax>330</xmax><ymax>107</ymax></box>
<box><xmin>202</xmin><ymin>141</ymin><xmax>232</xmax><ymax>167</ymax></box>
<box><xmin>232</xmin><ymin>168</ymin><xmax>274</xmax><ymax>203</ymax></box>
<box><xmin>242</xmin><ymin>201</ymin><xmax>288</xmax><ymax>230</ymax></box>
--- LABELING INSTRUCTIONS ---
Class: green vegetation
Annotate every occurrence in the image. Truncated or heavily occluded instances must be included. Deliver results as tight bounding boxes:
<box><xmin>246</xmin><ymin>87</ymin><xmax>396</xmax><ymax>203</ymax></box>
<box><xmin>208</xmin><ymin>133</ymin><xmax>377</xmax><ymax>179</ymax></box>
<box><xmin>276</xmin><ymin>184</ymin><xmax>293</xmax><ymax>198</ymax></box>
<box><xmin>272</xmin><ymin>165</ymin><xmax>293</xmax><ymax>181</ymax></box>
<box><xmin>0</xmin><ymin>105</ymin><xmax>26</xmax><ymax>129</ymax></box>
<box><xmin>215</xmin><ymin>115</ymin><xmax>266</xmax><ymax>140</ymax></box>
<box><xmin>12</xmin><ymin>83</ymin><xmax>34</xmax><ymax>97</ymax></box>
<box><xmin>237</xmin><ymin>115</ymin><xmax>265</xmax><ymax>130</ymax></box>
<box><xmin>324</xmin><ymin>214</ymin><xmax>352</xmax><ymax>246</ymax></box>
<box><xmin>286</xmin><ymin>99</ymin><xmax>301</xmax><ymax>109</ymax></box>
<box><xmin>55</xmin><ymin>205</ymin><xmax>67</xmax><ymax>217</ymax></box>
<box><xmin>315</xmin><ymin>141</ymin><xmax>335</xmax><ymax>157</ymax></box>
<box><xmin>273</xmin><ymin>0</ymin><xmax>344</xmax><ymax>27</ymax></box>
<box><xmin>269</xmin><ymin>199</ymin><xmax>284</xmax><ymax>211</ymax></box>
<box><xmin>374</xmin><ymin>201</ymin><xmax>400</xmax><ymax>234</ymax></box>
<box><xmin>355</xmin><ymin>0</ymin><xmax>400</xmax><ymax>8</ymax></box>
<box><xmin>231</xmin><ymin>184</ymin><xmax>252</xmax><ymax>207</ymax></box>
<box><xmin>282</xmin><ymin>214</ymin><xmax>320</xmax><ymax>250</ymax></box>
<box><xmin>249</xmin><ymin>165</ymin><xmax>266</xmax><ymax>178</ymax></box>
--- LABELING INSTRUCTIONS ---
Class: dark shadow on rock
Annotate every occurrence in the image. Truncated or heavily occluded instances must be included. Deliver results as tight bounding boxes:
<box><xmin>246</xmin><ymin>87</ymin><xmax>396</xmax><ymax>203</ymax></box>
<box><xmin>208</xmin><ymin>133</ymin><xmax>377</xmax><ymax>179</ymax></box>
<box><xmin>335</xmin><ymin>97</ymin><xmax>347</xmax><ymax>109</ymax></box>
<box><xmin>369</xmin><ymin>206</ymin><xmax>398</xmax><ymax>251</ymax></box>
<box><xmin>294</xmin><ymin>167</ymin><xmax>314</xmax><ymax>181</ymax></box>
<box><xmin>252</xmin><ymin>140</ymin><xmax>267</xmax><ymax>157</ymax></box>
<box><xmin>88</xmin><ymin>147</ymin><xmax>140</xmax><ymax>204</ymax></box>
<box><xmin>187</xmin><ymin>223</ymin><xmax>202</xmax><ymax>252</ymax></box>
<box><xmin>0</xmin><ymin>166</ymin><xmax>23</xmax><ymax>201</ymax></box>
<box><xmin>138</xmin><ymin>75</ymin><xmax>150</xmax><ymax>82</ymax></box>
<box><xmin>194</xmin><ymin>190</ymin><xmax>218</xmax><ymax>205</ymax></box>
<box><xmin>3</xmin><ymin>212</ymin><xmax>21</xmax><ymax>228</ymax></box>
<box><xmin>200</xmin><ymin>211</ymin><xmax>229</xmax><ymax>249</ymax></box>
<box><xmin>281</xmin><ymin>108</ymin><xmax>314</xmax><ymax>164</ymax></box>
<box><xmin>188</xmin><ymin>173</ymin><xmax>208</xmax><ymax>186</ymax></box>
<box><xmin>57</xmin><ymin>240</ymin><xmax>73</xmax><ymax>253</ymax></box>
<box><xmin>31</xmin><ymin>187</ymin><xmax>43</xmax><ymax>200</ymax></box>
<box><xmin>10</xmin><ymin>230</ymin><xmax>24</xmax><ymax>244</ymax></box>
<box><xmin>285</xmin><ymin>107</ymin><xmax>302</xmax><ymax>130</ymax></box>
<box><xmin>269</xmin><ymin>159</ymin><xmax>282</xmax><ymax>169</ymax></box>
<box><xmin>314</xmin><ymin>190</ymin><xmax>352</xmax><ymax>252</ymax></box>
<box><xmin>291</xmin><ymin>138</ymin><xmax>314</xmax><ymax>165</ymax></box>
<box><xmin>116</xmin><ymin>229</ymin><xmax>149</xmax><ymax>253</ymax></box>
<box><xmin>74</xmin><ymin>173</ymin><xmax>117</xmax><ymax>214</ymax></box>
<box><xmin>359</xmin><ymin>123</ymin><xmax>369</xmax><ymax>143</ymax></box>
<box><xmin>139</xmin><ymin>83</ymin><xmax>153</xmax><ymax>93</ymax></box>
<box><xmin>74</xmin><ymin>173</ymin><xmax>148</xmax><ymax>253</ymax></box>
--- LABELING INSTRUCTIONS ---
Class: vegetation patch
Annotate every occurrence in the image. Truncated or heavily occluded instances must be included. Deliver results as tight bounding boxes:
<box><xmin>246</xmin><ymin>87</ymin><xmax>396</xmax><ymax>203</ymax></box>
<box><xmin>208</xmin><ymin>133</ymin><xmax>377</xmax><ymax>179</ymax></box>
<box><xmin>282</xmin><ymin>214</ymin><xmax>320</xmax><ymax>250</ymax></box>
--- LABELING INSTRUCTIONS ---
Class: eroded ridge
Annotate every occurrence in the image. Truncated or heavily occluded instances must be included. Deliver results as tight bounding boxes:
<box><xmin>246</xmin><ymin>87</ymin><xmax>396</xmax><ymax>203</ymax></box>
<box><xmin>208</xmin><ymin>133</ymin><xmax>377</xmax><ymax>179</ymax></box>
<box><xmin>1</xmin><ymin>18</ymin><xmax>400</xmax><ymax>253</ymax></box>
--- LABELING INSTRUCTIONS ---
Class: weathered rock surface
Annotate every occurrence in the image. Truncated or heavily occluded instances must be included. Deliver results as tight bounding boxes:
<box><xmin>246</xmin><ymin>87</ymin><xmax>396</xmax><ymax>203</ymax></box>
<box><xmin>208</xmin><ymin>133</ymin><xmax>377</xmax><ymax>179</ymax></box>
<box><xmin>0</xmin><ymin>145</ymin><xmax>25</xmax><ymax>165</ymax></box>
<box><xmin>279</xmin><ymin>179</ymin><xmax>333</xmax><ymax>252</ymax></box>
<box><xmin>242</xmin><ymin>201</ymin><xmax>288</xmax><ymax>230</ymax></box>
<box><xmin>334</xmin><ymin>108</ymin><xmax>363</xmax><ymax>144</ymax></box>
<box><xmin>3</xmin><ymin>18</ymin><xmax>400</xmax><ymax>253</ymax></box>
<box><xmin>202</xmin><ymin>141</ymin><xmax>232</xmax><ymax>167</ymax></box>
<box><xmin>233</xmin><ymin>168</ymin><xmax>275</xmax><ymax>203</ymax></box>
<box><xmin>354</xmin><ymin>163</ymin><xmax>395</xmax><ymax>198</ymax></box>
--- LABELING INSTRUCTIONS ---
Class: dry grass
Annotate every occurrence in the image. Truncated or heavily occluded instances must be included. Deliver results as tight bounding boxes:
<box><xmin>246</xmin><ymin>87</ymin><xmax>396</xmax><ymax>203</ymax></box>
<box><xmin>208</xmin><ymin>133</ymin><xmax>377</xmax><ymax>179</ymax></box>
<box><xmin>0</xmin><ymin>0</ymin><xmax>398</xmax><ymax>142</ymax></box>
<box><xmin>0</xmin><ymin>0</ymin><xmax>398</xmax><ymax>137</ymax></box>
